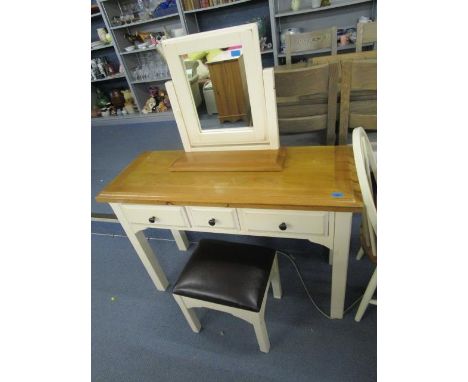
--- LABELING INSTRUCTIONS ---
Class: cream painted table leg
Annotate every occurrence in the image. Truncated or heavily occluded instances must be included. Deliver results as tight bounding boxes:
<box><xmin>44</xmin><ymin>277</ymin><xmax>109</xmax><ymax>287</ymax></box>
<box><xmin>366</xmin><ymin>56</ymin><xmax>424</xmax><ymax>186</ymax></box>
<box><xmin>110</xmin><ymin>203</ymin><xmax>169</xmax><ymax>291</ymax></box>
<box><xmin>171</xmin><ymin>230</ymin><xmax>189</xmax><ymax>251</ymax></box>
<box><xmin>330</xmin><ymin>212</ymin><xmax>353</xmax><ymax>319</ymax></box>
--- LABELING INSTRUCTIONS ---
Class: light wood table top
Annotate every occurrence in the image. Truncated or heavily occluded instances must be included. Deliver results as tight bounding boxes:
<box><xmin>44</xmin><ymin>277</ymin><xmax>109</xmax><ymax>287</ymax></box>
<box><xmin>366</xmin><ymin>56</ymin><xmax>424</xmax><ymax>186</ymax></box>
<box><xmin>96</xmin><ymin>146</ymin><xmax>363</xmax><ymax>212</ymax></box>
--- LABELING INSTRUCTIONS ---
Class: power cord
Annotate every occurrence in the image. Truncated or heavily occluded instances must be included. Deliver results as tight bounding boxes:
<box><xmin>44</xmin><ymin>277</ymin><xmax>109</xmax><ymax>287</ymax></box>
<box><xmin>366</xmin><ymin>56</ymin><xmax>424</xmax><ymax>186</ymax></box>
<box><xmin>276</xmin><ymin>250</ymin><xmax>363</xmax><ymax>320</ymax></box>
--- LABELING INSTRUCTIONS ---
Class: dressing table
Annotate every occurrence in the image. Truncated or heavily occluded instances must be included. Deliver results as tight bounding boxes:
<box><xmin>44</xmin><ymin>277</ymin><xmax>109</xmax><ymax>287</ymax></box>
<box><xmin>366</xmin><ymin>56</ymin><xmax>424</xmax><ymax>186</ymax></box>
<box><xmin>96</xmin><ymin>24</ymin><xmax>363</xmax><ymax>319</ymax></box>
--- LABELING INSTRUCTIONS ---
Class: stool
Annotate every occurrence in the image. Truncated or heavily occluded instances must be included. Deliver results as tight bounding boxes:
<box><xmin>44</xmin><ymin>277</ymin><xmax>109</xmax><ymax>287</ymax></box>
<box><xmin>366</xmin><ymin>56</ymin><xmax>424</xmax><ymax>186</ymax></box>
<box><xmin>172</xmin><ymin>239</ymin><xmax>282</xmax><ymax>353</ymax></box>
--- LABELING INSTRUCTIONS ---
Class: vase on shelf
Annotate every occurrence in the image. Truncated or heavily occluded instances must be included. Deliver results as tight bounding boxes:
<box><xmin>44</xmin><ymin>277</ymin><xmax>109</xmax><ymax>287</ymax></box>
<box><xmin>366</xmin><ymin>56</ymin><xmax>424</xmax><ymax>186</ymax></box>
<box><xmin>110</xmin><ymin>89</ymin><xmax>125</xmax><ymax>109</ymax></box>
<box><xmin>291</xmin><ymin>0</ymin><xmax>301</xmax><ymax>11</ymax></box>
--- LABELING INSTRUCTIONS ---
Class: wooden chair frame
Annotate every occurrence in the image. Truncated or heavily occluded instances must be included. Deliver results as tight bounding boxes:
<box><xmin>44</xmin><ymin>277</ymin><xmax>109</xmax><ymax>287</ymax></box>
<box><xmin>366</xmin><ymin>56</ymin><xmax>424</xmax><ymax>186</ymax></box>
<box><xmin>339</xmin><ymin>59</ymin><xmax>377</xmax><ymax>145</ymax></box>
<box><xmin>285</xmin><ymin>28</ymin><xmax>337</xmax><ymax>66</ymax></box>
<box><xmin>274</xmin><ymin>63</ymin><xmax>339</xmax><ymax>145</ymax></box>
<box><xmin>352</xmin><ymin>127</ymin><xmax>377</xmax><ymax>322</ymax></box>
<box><xmin>356</xmin><ymin>21</ymin><xmax>377</xmax><ymax>52</ymax></box>
<box><xmin>173</xmin><ymin>254</ymin><xmax>282</xmax><ymax>353</ymax></box>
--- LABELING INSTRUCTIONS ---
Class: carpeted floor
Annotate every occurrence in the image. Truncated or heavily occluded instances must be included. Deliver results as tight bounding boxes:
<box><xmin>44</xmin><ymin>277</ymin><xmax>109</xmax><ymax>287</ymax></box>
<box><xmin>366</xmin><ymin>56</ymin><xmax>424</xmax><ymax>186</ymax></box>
<box><xmin>91</xmin><ymin>219</ymin><xmax>376</xmax><ymax>382</ymax></box>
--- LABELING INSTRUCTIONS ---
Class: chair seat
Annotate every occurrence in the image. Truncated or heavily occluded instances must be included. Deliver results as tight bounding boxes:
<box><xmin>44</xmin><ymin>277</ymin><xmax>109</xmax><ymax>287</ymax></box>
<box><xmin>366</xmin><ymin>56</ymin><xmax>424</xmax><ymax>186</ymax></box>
<box><xmin>173</xmin><ymin>239</ymin><xmax>276</xmax><ymax>312</ymax></box>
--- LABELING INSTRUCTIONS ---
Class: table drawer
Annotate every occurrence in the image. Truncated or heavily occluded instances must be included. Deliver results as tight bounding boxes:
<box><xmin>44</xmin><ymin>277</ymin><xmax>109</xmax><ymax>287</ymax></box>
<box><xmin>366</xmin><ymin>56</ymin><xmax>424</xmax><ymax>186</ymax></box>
<box><xmin>121</xmin><ymin>204</ymin><xmax>190</xmax><ymax>228</ymax></box>
<box><xmin>239</xmin><ymin>209</ymin><xmax>329</xmax><ymax>236</ymax></box>
<box><xmin>187</xmin><ymin>207</ymin><xmax>239</xmax><ymax>230</ymax></box>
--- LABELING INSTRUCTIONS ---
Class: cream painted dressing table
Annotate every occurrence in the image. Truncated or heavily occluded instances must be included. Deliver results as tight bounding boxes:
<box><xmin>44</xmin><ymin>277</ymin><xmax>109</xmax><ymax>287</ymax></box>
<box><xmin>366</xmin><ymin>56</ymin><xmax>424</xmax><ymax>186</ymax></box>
<box><xmin>96</xmin><ymin>146</ymin><xmax>362</xmax><ymax>319</ymax></box>
<box><xmin>97</xmin><ymin>24</ymin><xmax>362</xmax><ymax>319</ymax></box>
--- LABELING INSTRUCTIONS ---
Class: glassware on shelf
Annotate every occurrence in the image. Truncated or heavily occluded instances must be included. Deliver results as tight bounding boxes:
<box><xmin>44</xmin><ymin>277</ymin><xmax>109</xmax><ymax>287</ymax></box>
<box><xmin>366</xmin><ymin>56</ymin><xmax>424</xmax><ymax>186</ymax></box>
<box><xmin>131</xmin><ymin>51</ymin><xmax>169</xmax><ymax>82</ymax></box>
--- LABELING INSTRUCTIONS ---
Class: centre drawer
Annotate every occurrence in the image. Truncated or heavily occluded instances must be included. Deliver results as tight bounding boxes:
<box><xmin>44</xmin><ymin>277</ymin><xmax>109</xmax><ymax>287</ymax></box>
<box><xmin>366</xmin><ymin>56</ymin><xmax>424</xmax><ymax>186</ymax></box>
<box><xmin>120</xmin><ymin>204</ymin><xmax>190</xmax><ymax>228</ymax></box>
<box><xmin>238</xmin><ymin>209</ymin><xmax>329</xmax><ymax>236</ymax></box>
<box><xmin>186</xmin><ymin>207</ymin><xmax>240</xmax><ymax>230</ymax></box>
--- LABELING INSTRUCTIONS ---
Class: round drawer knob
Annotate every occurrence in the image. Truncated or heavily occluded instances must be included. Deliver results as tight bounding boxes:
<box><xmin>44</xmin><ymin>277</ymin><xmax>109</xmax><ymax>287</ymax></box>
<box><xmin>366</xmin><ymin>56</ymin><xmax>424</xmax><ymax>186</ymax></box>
<box><xmin>279</xmin><ymin>222</ymin><xmax>287</xmax><ymax>231</ymax></box>
<box><xmin>148</xmin><ymin>216</ymin><xmax>157</xmax><ymax>223</ymax></box>
<box><xmin>208</xmin><ymin>218</ymin><xmax>216</xmax><ymax>226</ymax></box>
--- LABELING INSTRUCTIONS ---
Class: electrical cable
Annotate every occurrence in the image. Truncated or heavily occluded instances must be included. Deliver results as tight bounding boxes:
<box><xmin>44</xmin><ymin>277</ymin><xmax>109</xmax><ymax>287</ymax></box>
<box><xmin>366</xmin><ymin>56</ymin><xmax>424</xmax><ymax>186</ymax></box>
<box><xmin>276</xmin><ymin>250</ymin><xmax>364</xmax><ymax>320</ymax></box>
<box><xmin>93</xmin><ymin>232</ymin><xmax>366</xmax><ymax>319</ymax></box>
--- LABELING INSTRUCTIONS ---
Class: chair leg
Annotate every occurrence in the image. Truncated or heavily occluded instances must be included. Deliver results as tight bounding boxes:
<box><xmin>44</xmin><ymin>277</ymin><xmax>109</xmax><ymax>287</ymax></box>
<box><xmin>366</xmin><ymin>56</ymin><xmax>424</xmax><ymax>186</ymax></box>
<box><xmin>271</xmin><ymin>255</ymin><xmax>282</xmax><ymax>299</ymax></box>
<box><xmin>173</xmin><ymin>295</ymin><xmax>201</xmax><ymax>333</ymax></box>
<box><xmin>355</xmin><ymin>268</ymin><xmax>377</xmax><ymax>322</ymax></box>
<box><xmin>252</xmin><ymin>315</ymin><xmax>270</xmax><ymax>353</ymax></box>
<box><xmin>356</xmin><ymin>247</ymin><xmax>365</xmax><ymax>260</ymax></box>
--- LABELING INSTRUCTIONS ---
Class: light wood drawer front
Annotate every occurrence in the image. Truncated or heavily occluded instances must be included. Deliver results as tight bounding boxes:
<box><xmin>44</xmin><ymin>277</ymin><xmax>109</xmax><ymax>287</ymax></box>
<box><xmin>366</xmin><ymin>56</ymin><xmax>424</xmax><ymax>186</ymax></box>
<box><xmin>121</xmin><ymin>205</ymin><xmax>189</xmax><ymax>228</ymax></box>
<box><xmin>239</xmin><ymin>209</ymin><xmax>329</xmax><ymax>236</ymax></box>
<box><xmin>187</xmin><ymin>207</ymin><xmax>239</xmax><ymax>230</ymax></box>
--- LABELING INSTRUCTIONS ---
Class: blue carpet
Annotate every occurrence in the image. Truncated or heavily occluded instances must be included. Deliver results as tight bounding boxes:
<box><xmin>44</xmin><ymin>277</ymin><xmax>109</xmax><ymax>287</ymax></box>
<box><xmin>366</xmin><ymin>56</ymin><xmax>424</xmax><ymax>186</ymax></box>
<box><xmin>91</xmin><ymin>216</ymin><xmax>376</xmax><ymax>382</ymax></box>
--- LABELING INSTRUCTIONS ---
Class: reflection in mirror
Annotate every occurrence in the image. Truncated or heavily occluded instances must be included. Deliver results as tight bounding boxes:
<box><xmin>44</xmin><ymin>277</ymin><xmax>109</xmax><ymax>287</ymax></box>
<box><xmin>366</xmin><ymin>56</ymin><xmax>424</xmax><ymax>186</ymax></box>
<box><xmin>179</xmin><ymin>46</ymin><xmax>252</xmax><ymax>131</ymax></box>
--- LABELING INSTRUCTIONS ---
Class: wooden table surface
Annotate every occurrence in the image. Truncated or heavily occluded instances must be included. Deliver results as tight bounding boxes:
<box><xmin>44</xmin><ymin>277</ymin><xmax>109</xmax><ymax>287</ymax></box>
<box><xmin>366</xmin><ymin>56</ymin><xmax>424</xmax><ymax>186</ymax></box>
<box><xmin>96</xmin><ymin>146</ymin><xmax>363</xmax><ymax>212</ymax></box>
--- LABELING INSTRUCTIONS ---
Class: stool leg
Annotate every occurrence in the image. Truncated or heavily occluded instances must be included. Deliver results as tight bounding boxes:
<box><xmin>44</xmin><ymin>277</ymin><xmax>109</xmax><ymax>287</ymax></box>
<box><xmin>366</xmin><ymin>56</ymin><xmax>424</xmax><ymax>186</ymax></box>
<box><xmin>271</xmin><ymin>255</ymin><xmax>282</xmax><ymax>299</ymax></box>
<box><xmin>173</xmin><ymin>295</ymin><xmax>201</xmax><ymax>332</ymax></box>
<box><xmin>355</xmin><ymin>268</ymin><xmax>377</xmax><ymax>322</ymax></box>
<box><xmin>252</xmin><ymin>315</ymin><xmax>270</xmax><ymax>353</ymax></box>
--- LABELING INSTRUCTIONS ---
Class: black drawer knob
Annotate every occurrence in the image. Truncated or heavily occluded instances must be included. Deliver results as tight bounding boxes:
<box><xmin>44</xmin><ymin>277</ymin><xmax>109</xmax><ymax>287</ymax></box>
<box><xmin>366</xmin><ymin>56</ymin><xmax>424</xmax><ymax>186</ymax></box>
<box><xmin>148</xmin><ymin>216</ymin><xmax>157</xmax><ymax>223</ymax></box>
<box><xmin>279</xmin><ymin>222</ymin><xmax>287</xmax><ymax>231</ymax></box>
<box><xmin>208</xmin><ymin>218</ymin><xmax>216</xmax><ymax>226</ymax></box>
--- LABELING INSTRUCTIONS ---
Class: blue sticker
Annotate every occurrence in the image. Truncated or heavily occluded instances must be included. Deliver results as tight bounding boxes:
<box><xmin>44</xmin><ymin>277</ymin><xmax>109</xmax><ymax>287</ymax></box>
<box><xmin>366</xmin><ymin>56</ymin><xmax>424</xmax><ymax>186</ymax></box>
<box><xmin>332</xmin><ymin>192</ymin><xmax>344</xmax><ymax>198</ymax></box>
<box><xmin>230</xmin><ymin>50</ymin><xmax>241</xmax><ymax>57</ymax></box>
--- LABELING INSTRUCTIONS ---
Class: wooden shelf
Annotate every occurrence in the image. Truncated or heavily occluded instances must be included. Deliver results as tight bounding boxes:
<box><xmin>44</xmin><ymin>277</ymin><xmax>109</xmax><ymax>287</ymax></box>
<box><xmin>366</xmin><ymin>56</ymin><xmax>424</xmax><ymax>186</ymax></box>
<box><xmin>120</xmin><ymin>46</ymin><xmax>160</xmax><ymax>55</ymax></box>
<box><xmin>275</xmin><ymin>0</ymin><xmax>372</xmax><ymax>18</ymax></box>
<box><xmin>110</xmin><ymin>13</ymin><xmax>179</xmax><ymax>30</ymax></box>
<box><xmin>131</xmin><ymin>77</ymin><xmax>171</xmax><ymax>84</ymax></box>
<box><xmin>91</xmin><ymin>73</ymin><xmax>126</xmax><ymax>83</ymax></box>
<box><xmin>184</xmin><ymin>0</ymin><xmax>253</xmax><ymax>14</ymax></box>
<box><xmin>91</xmin><ymin>42</ymin><xmax>114</xmax><ymax>51</ymax></box>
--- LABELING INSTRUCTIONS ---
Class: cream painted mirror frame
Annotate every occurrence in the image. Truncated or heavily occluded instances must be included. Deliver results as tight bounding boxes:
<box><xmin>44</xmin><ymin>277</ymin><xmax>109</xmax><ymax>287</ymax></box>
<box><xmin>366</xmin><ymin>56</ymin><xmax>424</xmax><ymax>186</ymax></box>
<box><xmin>162</xmin><ymin>24</ymin><xmax>279</xmax><ymax>152</ymax></box>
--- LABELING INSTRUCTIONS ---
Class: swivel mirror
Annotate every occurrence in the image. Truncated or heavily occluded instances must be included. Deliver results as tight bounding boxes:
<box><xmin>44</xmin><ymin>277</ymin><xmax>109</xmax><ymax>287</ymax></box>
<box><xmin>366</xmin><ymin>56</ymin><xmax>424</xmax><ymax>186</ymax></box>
<box><xmin>162</xmin><ymin>24</ymin><xmax>279</xmax><ymax>152</ymax></box>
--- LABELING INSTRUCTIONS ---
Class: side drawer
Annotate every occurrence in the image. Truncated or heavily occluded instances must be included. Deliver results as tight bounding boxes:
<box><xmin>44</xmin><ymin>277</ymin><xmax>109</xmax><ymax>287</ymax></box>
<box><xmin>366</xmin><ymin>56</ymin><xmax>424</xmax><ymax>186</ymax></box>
<box><xmin>239</xmin><ymin>209</ymin><xmax>329</xmax><ymax>236</ymax></box>
<box><xmin>186</xmin><ymin>207</ymin><xmax>239</xmax><ymax>231</ymax></box>
<box><xmin>121</xmin><ymin>204</ymin><xmax>190</xmax><ymax>228</ymax></box>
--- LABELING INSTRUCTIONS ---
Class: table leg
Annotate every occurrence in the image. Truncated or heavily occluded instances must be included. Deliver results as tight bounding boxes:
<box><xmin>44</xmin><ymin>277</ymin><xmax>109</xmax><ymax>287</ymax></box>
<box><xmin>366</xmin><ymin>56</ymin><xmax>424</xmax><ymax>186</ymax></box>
<box><xmin>330</xmin><ymin>212</ymin><xmax>352</xmax><ymax>319</ymax></box>
<box><xmin>110</xmin><ymin>203</ymin><xmax>169</xmax><ymax>291</ymax></box>
<box><xmin>171</xmin><ymin>230</ymin><xmax>189</xmax><ymax>251</ymax></box>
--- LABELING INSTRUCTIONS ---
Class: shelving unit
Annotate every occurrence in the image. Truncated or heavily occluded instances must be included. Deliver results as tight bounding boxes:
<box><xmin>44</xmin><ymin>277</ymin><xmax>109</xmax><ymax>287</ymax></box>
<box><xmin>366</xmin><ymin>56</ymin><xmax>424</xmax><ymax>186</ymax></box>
<box><xmin>183</xmin><ymin>0</ymin><xmax>254</xmax><ymax>14</ymax></box>
<box><xmin>91</xmin><ymin>42</ymin><xmax>114</xmax><ymax>51</ymax></box>
<box><xmin>119</xmin><ymin>45</ymin><xmax>159</xmax><ymax>55</ymax></box>
<box><xmin>274</xmin><ymin>0</ymin><xmax>372</xmax><ymax>18</ymax></box>
<box><xmin>91</xmin><ymin>72</ymin><xmax>126</xmax><ymax>83</ymax></box>
<box><xmin>91</xmin><ymin>0</ymin><xmax>377</xmax><ymax>125</ymax></box>
<box><xmin>92</xmin><ymin>0</ymin><xmax>187</xmax><ymax>124</ymax></box>
<box><xmin>110</xmin><ymin>13</ymin><xmax>180</xmax><ymax>30</ymax></box>
<box><xmin>269</xmin><ymin>0</ymin><xmax>376</xmax><ymax>65</ymax></box>
<box><xmin>92</xmin><ymin>3</ymin><xmax>133</xmax><ymax>123</ymax></box>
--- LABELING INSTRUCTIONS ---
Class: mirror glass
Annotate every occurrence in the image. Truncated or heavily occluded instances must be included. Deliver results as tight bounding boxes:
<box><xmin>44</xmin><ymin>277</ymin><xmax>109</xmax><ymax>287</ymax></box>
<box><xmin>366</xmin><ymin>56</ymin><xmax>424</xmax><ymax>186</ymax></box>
<box><xmin>179</xmin><ymin>45</ymin><xmax>252</xmax><ymax>131</ymax></box>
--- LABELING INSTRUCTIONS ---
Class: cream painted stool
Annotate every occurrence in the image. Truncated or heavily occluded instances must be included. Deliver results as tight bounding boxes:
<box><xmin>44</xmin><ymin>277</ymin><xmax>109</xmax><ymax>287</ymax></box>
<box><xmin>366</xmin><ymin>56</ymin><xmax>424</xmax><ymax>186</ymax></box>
<box><xmin>173</xmin><ymin>239</ymin><xmax>282</xmax><ymax>353</ymax></box>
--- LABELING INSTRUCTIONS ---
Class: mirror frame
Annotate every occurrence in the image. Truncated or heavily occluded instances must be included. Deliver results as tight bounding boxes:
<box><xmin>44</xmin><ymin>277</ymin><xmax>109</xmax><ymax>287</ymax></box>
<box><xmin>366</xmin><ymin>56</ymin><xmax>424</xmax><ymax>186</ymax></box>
<box><xmin>162</xmin><ymin>24</ymin><xmax>279</xmax><ymax>152</ymax></box>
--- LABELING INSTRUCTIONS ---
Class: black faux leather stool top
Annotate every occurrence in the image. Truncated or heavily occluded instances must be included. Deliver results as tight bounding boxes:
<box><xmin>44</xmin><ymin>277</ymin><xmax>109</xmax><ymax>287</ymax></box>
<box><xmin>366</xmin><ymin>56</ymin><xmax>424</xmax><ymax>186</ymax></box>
<box><xmin>173</xmin><ymin>239</ymin><xmax>276</xmax><ymax>312</ymax></box>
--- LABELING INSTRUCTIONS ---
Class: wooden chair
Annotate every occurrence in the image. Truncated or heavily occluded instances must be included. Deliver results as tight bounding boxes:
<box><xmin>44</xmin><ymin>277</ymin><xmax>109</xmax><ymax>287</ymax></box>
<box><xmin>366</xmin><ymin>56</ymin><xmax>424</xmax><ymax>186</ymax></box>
<box><xmin>173</xmin><ymin>239</ymin><xmax>282</xmax><ymax>353</ymax></box>
<box><xmin>352</xmin><ymin>127</ymin><xmax>377</xmax><ymax>322</ymax></box>
<box><xmin>338</xmin><ymin>59</ymin><xmax>377</xmax><ymax>145</ymax></box>
<box><xmin>274</xmin><ymin>63</ymin><xmax>339</xmax><ymax>145</ymax></box>
<box><xmin>285</xmin><ymin>28</ymin><xmax>337</xmax><ymax>66</ymax></box>
<box><xmin>310</xmin><ymin>50</ymin><xmax>376</xmax><ymax>67</ymax></box>
<box><xmin>356</xmin><ymin>21</ymin><xmax>377</xmax><ymax>52</ymax></box>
